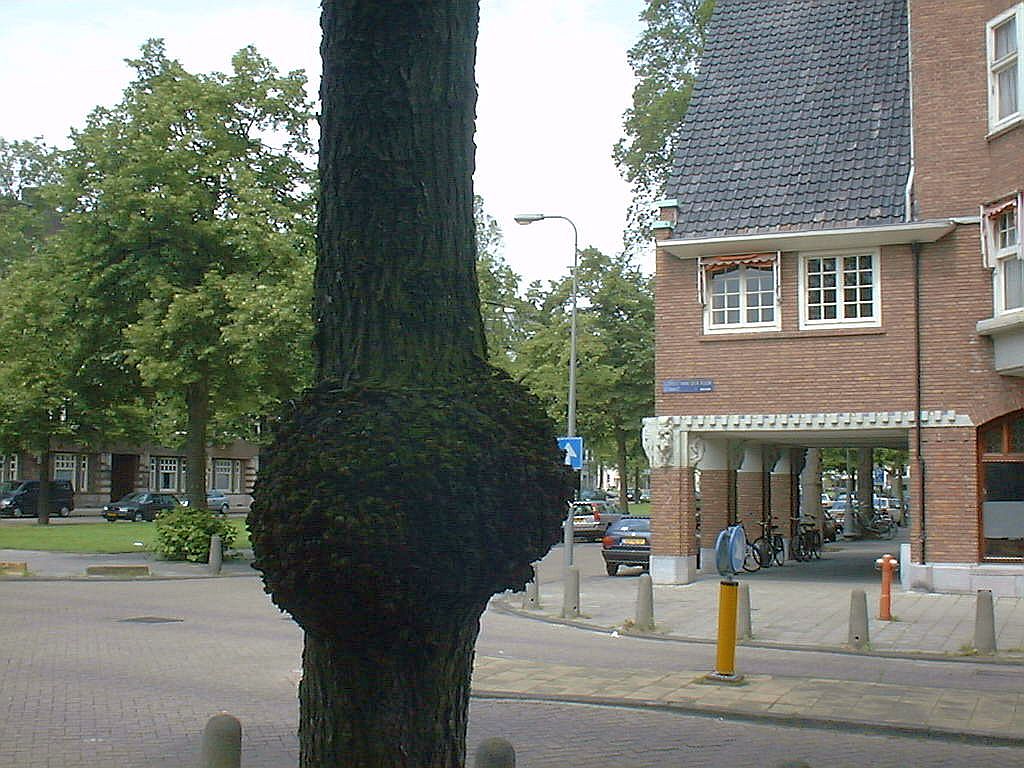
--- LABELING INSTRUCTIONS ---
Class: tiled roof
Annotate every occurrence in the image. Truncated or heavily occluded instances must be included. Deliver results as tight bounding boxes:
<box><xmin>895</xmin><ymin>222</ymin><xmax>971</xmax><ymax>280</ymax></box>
<box><xmin>665</xmin><ymin>0</ymin><xmax>911</xmax><ymax>240</ymax></box>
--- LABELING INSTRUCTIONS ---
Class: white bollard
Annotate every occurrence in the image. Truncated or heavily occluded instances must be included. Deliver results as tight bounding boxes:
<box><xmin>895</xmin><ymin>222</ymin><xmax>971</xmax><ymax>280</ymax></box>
<box><xmin>737</xmin><ymin>582</ymin><xmax>752</xmax><ymax>640</ymax></box>
<box><xmin>974</xmin><ymin>589</ymin><xmax>997</xmax><ymax>654</ymax></box>
<box><xmin>208</xmin><ymin>534</ymin><xmax>223</xmax><ymax>575</ymax></box>
<box><xmin>635</xmin><ymin>573</ymin><xmax>654</xmax><ymax>631</ymax></box>
<box><xmin>562</xmin><ymin>566</ymin><xmax>580</xmax><ymax>618</ymax></box>
<box><xmin>848</xmin><ymin>589</ymin><xmax>869</xmax><ymax>650</ymax></box>
<box><xmin>474</xmin><ymin>737</ymin><xmax>515</xmax><ymax>768</ymax></box>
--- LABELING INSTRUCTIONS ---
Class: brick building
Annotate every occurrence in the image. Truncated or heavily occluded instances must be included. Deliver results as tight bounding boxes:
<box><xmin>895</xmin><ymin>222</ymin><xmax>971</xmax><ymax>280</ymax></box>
<box><xmin>641</xmin><ymin>0</ymin><xmax>1024</xmax><ymax>593</ymax></box>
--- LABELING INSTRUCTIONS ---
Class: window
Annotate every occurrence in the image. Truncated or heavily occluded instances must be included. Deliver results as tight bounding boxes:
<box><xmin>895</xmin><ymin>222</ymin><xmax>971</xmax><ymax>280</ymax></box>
<box><xmin>988</xmin><ymin>5</ymin><xmax>1023</xmax><ymax>132</ymax></box>
<box><xmin>52</xmin><ymin>453</ymin><xmax>88</xmax><ymax>492</ymax></box>
<box><xmin>0</xmin><ymin>455</ymin><xmax>18</xmax><ymax>483</ymax></box>
<box><xmin>211</xmin><ymin>459</ymin><xmax>241</xmax><ymax>493</ymax></box>
<box><xmin>799</xmin><ymin>251</ymin><xmax>880</xmax><ymax>328</ymax></box>
<box><xmin>700</xmin><ymin>253</ymin><xmax>780</xmax><ymax>332</ymax></box>
<box><xmin>149</xmin><ymin>457</ymin><xmax>184</xmax><ymax>493</ymax></box>
<box><xmin>983</xmin><ymin>196</ymin><xmax>1023</xmax><ymax>314</ymax></box>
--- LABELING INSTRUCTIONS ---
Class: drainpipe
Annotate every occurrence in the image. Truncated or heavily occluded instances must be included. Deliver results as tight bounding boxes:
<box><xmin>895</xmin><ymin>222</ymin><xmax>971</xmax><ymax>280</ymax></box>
<box><xmin>913</xmin><ymin>240</ymin><xmax>926</xmax><ymax>563</ymax></box>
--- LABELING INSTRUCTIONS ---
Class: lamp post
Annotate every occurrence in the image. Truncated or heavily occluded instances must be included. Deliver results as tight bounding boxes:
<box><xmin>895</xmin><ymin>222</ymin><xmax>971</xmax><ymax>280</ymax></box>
<box><xmin>513</xmin><ymin>213</ymin><xmax>579</xmax><ymax>438</ymax></box>
<box><xmin>515</xmin><ymin>213</ymin><xmax>580</xmax><ymax>570</ymax></box>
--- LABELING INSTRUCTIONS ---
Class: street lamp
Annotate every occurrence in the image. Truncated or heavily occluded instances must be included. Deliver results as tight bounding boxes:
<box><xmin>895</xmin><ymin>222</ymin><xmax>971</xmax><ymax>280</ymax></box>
<box><xmin>513</xmin><ymin>213</ymin><xmax>579</xmax><ymax>439</ymax></box>
<box><xmin>515</xmin><ymin>212</ymin><xmax>580</xmax><ymax>570</ymax></box>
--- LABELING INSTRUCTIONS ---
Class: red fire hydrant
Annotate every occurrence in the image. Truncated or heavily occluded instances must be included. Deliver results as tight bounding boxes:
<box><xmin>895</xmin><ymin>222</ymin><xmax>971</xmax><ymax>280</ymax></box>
<box><xmin>875</xmin><ymin>554</ymin><xmax>898</xmax><ymax>621</ymax></box>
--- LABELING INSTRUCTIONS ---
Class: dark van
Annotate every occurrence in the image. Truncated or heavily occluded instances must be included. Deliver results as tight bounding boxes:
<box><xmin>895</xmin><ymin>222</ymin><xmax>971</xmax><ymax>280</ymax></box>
<box><xmin>0</xmin><ymin>480</ymin><xmax>75</xmax><ymax>518</ymax></box>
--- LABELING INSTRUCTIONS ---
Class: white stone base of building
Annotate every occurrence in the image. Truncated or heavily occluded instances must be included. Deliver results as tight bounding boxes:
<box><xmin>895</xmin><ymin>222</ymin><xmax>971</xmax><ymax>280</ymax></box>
<box><xmin>900</xmin><ymin>544</ymin><xmax>1024</xmax><ymax>596</ymax></box>
<box><xmin>650</xmin><ymin>554</ymin><xmax>699</xmax><ymax>585</ymax></box>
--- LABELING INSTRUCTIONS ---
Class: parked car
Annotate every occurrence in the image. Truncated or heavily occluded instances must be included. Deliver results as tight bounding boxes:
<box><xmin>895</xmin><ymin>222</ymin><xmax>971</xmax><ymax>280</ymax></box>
<box><xmin>570</xmin><ymin>500</ymin><xmax>623</xmax><ymax>541</ymax></box>
<box><xmin>102</xmin><ymin>492</ymin><xmax>182</xmax><ymax>522</ymax></box>
<box><xmin>638</xmin><ymin>489</ymin><xmax>651</xmax><ymax>503</ymax></box>
<box><xmin>0</xmin><ymin>480</ymin><xmax>75</xmax><ymax>518</ymax></box>
<box><xmin>578</xmin><ymin>489</ymin><xmax>609</xmax><ymax>501</ymax></box>
<box><xmin>182</xmin><ymin>490</ymin><xmax>231</xmax><ymax>515</ymax></box>
<box><xmin>601</xmin><ymin>516</ymin><xmax>651</xmax><ymax>576</ymax></box>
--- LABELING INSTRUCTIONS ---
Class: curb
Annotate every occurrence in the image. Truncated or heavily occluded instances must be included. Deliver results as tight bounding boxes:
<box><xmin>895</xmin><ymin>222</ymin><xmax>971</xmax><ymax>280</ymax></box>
<box><xmin>470</xmin><ymin>690</ymin><xmax>1024</xmax><ymax>748</ymax></box>
<box><xmin>492</xmin><ymin>597</ymin><xmax>1024</xmax><ymax>667</ymax></box>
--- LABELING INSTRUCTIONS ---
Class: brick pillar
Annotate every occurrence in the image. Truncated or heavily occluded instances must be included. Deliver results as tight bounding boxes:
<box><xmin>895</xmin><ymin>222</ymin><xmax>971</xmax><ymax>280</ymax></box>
<box><xmin>736</xmin><ymin>444</ymin><xmax>764</xmax><ymax>540</ymax></box>
<box><xmin>649</xmin><ymin>465</ymin><xmax>699</xmax><ymax>584</ymax></box>
<box><xmin>695</xmin><ymin>438</ymin><xmax>730</xmax><ymax>573</ymax></box>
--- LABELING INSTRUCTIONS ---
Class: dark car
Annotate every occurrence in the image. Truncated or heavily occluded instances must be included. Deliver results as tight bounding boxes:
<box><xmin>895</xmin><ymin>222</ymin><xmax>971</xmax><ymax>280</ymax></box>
<box><xmin>102</xmin><ymin>492</ymin><xmax>181</xmax><ymax>522</ymax></box>
<box><xmin>601</xmin><ymin>516</ymin><xmax>651</xmax><ymax>576</ymax></box>
<box><xmin>570</xmin><ymin>500</ymin><xmax>623</xmax><ymax>541</ymax></box>
<box><xmin>0</xmin><ymin>480</ymin><xmax>75</xmax><ymax>518</ymax></box>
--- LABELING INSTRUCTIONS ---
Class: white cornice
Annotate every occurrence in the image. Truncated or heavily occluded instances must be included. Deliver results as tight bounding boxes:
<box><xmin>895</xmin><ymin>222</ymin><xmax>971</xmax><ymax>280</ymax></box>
<box><xmin>657</xmin><ymin>220</ymin><xmax>957</xmax><ymax>259</ymax></box>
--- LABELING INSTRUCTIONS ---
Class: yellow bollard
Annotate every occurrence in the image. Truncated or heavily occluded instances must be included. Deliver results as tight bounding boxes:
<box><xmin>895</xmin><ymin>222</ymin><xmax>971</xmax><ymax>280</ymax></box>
<box><xmin>707</xmin><ymin>579</ymin><xmax>744</xmax><ymax>682</ymax></box>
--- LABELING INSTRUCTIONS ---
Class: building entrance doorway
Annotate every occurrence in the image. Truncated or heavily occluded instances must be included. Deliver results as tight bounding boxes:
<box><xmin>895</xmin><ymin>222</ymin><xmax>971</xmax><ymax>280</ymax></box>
<box><xmin>979</xmin><ymin>412</ymin><xmax>1024</xmax><ymax>560</ymax></box>
<box><xmin>110</xmin><ymin>454</ymin><xmax>138</xmax><ymax>502</ymax></box>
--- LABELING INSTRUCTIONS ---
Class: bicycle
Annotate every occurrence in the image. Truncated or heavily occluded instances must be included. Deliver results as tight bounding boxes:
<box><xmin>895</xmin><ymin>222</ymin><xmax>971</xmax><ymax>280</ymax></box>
<box><xmin>750</xmin><ymin>518</ymin><xmax>785</xmax><ymax>567</ymax></box>
<box><xmin>790</xmin><ymin>516</ymin><xmax>822</xmax><ymax>561</ymax></box>
<box><xmin>737</xmin><ymin>524</ymin><xmax>761</xmax><ymax>572</ymax></box>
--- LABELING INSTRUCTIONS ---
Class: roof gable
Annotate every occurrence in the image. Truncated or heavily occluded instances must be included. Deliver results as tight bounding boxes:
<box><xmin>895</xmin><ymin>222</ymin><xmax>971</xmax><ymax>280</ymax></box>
<box><xmin>665</xmin><ymin>0</ymin><xmax>911</xmax><ymax>239</ymax></box>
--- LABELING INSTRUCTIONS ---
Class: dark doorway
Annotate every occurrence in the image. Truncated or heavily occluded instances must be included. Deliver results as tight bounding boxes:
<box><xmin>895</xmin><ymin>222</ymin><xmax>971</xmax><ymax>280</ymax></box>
<box><xmin>110</xmin><ymin>454</ymin><xmax>138</xmax><ymax>502</ymax></box>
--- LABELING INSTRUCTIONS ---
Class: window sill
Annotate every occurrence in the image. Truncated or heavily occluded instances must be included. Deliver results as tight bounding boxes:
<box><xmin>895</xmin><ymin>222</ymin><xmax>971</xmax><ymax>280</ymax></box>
<box><xmin>698</xmin><ymin>327</ymin><xmax>886</xmax><ymax>342</ymax></box>
<box><xmin>987</xmin><ymin>115</ymin><xmax>1023</xmax><ymax>141</ymax></box>
<box><xmin>977</xmin><ymin>310</ymin><xmax>1024</xmax><ymax>336</ymax></box>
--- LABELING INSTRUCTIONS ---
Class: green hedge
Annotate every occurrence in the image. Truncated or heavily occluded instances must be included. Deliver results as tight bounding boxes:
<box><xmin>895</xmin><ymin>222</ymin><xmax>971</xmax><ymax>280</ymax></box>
<box><xmin>153</xmin><ymin>506</ymin><xmax>237</xmax><ymax>562</ymax></box>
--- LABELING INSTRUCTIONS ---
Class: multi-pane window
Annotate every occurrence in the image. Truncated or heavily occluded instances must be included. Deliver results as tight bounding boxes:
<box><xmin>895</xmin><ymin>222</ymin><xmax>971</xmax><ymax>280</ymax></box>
<box><xmin>211</xmin><ymin>459</ymin><xmax>241</xmax><ymax>493</ymax></box>
<box><xmin>980</xmin><ymin>412</ymin><xmax>1024</xmax><ymax>560</ymax></box>
<box><xmin>986</xmin><ymin>199</ymin><xmax>1023</xmax><ymax>314</ymax></box>
<box><xmin>988</xmin><ymin>5</ymin><xmax>1023</xmax><ymax>131</ymax></box>
<box><xmin>52</xmin><ymin>453</ymin><xmax>88</xmax><ymax>491</ymax></box>
<box><xmin>802</xmin><ymin>253</ymin><xmax>878</xmax><ymax>327</ymax></box>
<box><xmin>0</xmin><ymin>455</ymin><xmax>18</xmax><ymax>483</ymax></box>
<box><xmin>702</xmin><ymin>256</ymin><xmax>779</xmax><ymax>332</ymax></box>
<box><xmin>150</xmin><ymin>457</ymin><xmax>185</xmax><ymax>492</ymax></box>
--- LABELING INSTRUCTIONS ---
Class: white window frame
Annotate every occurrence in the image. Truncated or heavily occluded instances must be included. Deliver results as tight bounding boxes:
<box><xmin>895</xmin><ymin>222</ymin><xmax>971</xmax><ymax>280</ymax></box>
<box><xmin>150</xmin><ymin>456</ymin><xmax>184</xmax><ymax>493</ymax></box>
<box><xmin>52</xmin><ymin>453</ymin><xmax>88</xmax><ymax>492</ymax></box>
<box><xmin>987</xmin><ymin>4</ymin><xmax>1024</xmax><ymax>134</ymax></box>
<box><xmin>0</xmin><ymin>455</ymin><xmax>18</xmax><ymax>483</ymax></box>
<box><xmin>986</xmin><ymin>199</ymin><xmax>1024</xmax><ymax>314</ymax></box>
<box><xmin>700</xmin><ymin>255</ymin><xmax>781</xmax><ymax>334</ymax></box>
<box><xmin>798</xmin><ymin>249</ymin><xmax>882</xmax><ymax>330</ymax></box>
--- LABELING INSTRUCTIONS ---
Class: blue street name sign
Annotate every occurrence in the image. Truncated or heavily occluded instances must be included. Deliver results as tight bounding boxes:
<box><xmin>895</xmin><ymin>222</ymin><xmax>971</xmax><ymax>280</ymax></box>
<box><xmin>557</xmin><ymin>436</ymin><xmax>584</xmax><ymax>470</ymax></box>
<box><xmin>663</xmin><ymin>378</ymin><xmax>714</xmax><ymax>393</ymax></box>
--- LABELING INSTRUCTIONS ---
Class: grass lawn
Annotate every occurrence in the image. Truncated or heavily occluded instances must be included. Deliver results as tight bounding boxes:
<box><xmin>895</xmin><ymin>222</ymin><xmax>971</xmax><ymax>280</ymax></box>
<box><xmin>0</xmin><ymin>517</ymin><xmax>251</xmax><ymax>554</ymax></box>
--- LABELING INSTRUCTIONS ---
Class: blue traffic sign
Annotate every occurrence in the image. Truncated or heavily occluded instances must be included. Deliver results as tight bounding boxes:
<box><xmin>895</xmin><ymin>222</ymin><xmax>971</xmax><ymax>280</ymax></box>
<box><xmin>557</xmin><ymin>436</ymin><xmax>584</xmax><ymax>470</ymax></box>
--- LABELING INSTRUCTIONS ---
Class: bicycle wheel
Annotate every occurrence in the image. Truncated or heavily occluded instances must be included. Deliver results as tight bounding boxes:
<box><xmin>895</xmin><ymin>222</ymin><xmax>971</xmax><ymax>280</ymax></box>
<box><xmin>809</xmin><ymin>530</ymin><xmax>822</xmax><ymax>559</ymax></box>
<box><xmin>882</xmin><ymin>520</ymin><xmax>895</xmax><ymax>540</ymax></box>
<box><xmin>791</xmin><ymin>534</ymin><xmax>807</xmax><ymax>562</ymax></box>
<box><xmin>752</xmin><ymin>536</ymin><xmax>772</xmax><ymax>568</ymax></box>
<box><xmin>742</xmin><ymin>542</ymin><xmax>761</xmax><ymax>572</ymax></box>
<box><xmin>771</xmin><ymin>534</ymin><xmax>785</xmax><ymax>566</ymax></box>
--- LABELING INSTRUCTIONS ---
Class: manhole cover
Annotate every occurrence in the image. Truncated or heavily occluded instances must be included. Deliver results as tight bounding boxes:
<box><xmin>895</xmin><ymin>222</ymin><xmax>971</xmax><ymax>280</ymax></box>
<box><xmin>118</xmin><ymin>616</ymin><xmax>184</xmax><ymax>624</ymax></box>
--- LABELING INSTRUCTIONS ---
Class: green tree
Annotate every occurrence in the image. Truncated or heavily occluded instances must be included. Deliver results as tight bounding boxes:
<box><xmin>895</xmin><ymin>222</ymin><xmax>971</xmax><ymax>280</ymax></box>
<box><xmin>613</xmin><ymin>0</ymin><xmax>714</xmax><ymax>249</ymax></box>
<box><xmin>249</xmin><ymin>2</ymin><xmax>570</xmax><ymax>764</ymax></box>
<box><xmin>475</xmin><ymin>195</ymin><xmax>529</xmax><ymax>369</ymax></box>
<box><xmin>512</xmin><ymin>248</ymin><xmax>655</xmax><ymax>507</ymax></box>
<box><xmin>0</xmin><ymin>138</ymin><xmax>62</xmax><ymax>276</ymax></box>
<box><xmin>58</xmin><ymin>40</ymin><xmax>315</xmax><ymax>508</ymax></box>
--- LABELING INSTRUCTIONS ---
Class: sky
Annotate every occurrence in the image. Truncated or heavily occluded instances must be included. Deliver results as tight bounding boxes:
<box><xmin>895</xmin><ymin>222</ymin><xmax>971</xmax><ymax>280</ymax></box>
<box><xmin>0</xmin><ymin>0</ymin><xmax>646</xmax><ymax>288</ymax></box>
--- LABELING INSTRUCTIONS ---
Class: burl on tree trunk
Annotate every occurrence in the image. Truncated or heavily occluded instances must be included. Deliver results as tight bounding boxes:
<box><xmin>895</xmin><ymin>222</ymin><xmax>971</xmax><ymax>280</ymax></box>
<box><xmin>248</xmin><ymin>2</ymin><xmax>571</xmax><ymax>766</ymax></box>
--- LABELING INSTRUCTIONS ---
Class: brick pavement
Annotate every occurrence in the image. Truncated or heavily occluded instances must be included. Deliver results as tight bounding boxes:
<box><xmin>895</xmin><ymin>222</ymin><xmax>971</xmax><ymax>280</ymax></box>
<box><xmin>5</xmin><ymin>534</ymin><xmax>1024</xmax><ymax>765</ymax></box>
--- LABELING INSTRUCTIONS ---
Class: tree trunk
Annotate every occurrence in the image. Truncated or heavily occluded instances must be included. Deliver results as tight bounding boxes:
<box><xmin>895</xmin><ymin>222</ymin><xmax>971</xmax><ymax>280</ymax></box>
<box><xmin>247</xmin><ymin>3</ymin><xmax>572</xmax><ymax>767</ymax></box>
<box><xmin>36</xmin><ymin>445</ymin><xmax>50</xmax><ymax>525</ymax></box>
<box><xmin>185</xmin><ymin>379</ymin><xmax>209</xmax><ymax>509</ymax></box>
<box><xmin>856</xmin><ymin>447</ymin><xmax>874</xmax><ymax>532</ymax></box>
<box><xmin>299</xmin><ymin>608</ymin><xmax>482</xmax><ymax>768</ymax></box>
<box><xmin>314</xmin><ymin>0</ymin><xmax>485</xmax><ymax>386</ymax></box>
<box><xmin>615</xmin><ymin>427</ymin><xmax>629</xmax><ymax>512</ymax></box>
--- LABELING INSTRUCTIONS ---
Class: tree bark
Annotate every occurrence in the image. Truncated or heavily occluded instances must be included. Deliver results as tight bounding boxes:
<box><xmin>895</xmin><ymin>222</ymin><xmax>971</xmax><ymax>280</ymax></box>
<box><xmin>185</xmin><ymin>379</ymin><xmax>209</xmax><ymax>509</ymax></box>
<box><xmin>36</xmin><ymin>445</ymin><xmax>50</xmax><ymax>525</ymax></box>
<box><xmin>315</xmin><ymin>0</ymin><xmax>485</xmax><ymax>386</ymax></box>
<box><xmin>615</xmin><ymin>427</ymin><xmax>629</xmax><ymax>512</ymax></box>
<box><xmin>299</xmin><ymin>607</ymin><xmax>483</xmax><ymax>768</ymax></box>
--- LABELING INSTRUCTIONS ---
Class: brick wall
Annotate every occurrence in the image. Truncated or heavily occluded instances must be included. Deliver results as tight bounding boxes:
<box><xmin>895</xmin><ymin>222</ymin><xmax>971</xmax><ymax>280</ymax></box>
<box><xmin>916</xmin><ymin>427</ymin><xmax>981</xmax><ymax>562</ymax></box>
<box><xmin>651</xmin><ymin>466</ymin><xmax>698</xmax><ymax>557</ymax></box>
<box><xmin>699</xmin><ymin>469</ymin><xmax>731</xmax><ymax>544</ymax></box>
<box><xmin>736</xmin><ymin>471</ymin><xmax>764</xmax><ymax>535</ymax></box>
<box><xmin>910</xmin><ymin>0</ymin><xmax>1024</xmax><ymax>218</ymax></box>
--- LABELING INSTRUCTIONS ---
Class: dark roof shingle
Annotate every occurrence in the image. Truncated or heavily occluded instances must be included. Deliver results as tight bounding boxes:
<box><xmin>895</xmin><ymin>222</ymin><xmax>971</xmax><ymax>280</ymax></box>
<box><xmin>665</xmin><ymin>0</ymin><xmax>911</xmax><ymax>239</ymax></box>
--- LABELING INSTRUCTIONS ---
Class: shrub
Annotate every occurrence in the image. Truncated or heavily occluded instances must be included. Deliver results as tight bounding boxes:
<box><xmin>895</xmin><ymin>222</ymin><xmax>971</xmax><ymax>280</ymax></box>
<box><xmin>154</xmin><ymin>506</ymin><xmax>237</xmax><ymax>562</ymax></box>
